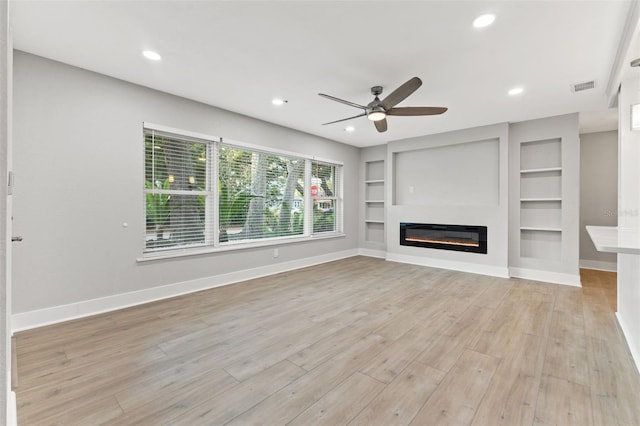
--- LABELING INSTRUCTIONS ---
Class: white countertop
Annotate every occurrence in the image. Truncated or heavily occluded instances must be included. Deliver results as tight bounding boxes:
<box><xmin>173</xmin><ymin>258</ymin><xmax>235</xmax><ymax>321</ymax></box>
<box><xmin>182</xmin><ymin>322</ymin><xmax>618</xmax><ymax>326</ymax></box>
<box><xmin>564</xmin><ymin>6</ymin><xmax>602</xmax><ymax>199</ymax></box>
<box><xmin>586</xmin><ymin>226</ymin><xmax>640</xmax><ymax>255</ymax></box>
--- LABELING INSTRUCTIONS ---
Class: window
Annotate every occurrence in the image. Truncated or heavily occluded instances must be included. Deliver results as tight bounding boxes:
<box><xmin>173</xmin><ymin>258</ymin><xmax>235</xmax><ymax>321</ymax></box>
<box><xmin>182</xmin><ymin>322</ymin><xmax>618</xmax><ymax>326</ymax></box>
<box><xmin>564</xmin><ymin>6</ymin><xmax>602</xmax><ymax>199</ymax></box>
<box><xmin>311</xmin><ymin>161</ymin><xmax>340</xmax><ymax>234</ymax></box>
<box><xmin>143</xmin><ymin>124</ymin><xmax>343</xmax><ymax>255</ymax></box>
<box><xmin>219</xmin><ymin>144</ymin><xmax>305</xmax><ymax>244</ymax></box>
<box><xmin>144</xmin><ymin>129</ymin><xmax>211</xmax><ymax>251</ymax></box>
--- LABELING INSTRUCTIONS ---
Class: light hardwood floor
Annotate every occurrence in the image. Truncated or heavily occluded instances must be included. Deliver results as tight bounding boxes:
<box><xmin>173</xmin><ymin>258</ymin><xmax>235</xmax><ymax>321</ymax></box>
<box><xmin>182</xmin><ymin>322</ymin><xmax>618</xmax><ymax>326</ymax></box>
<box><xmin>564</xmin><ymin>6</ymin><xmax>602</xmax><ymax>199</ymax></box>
<box><xmin>14</xmin><ymin>257</ymin><xmax>640</xmax><ymax>425</ymax></box>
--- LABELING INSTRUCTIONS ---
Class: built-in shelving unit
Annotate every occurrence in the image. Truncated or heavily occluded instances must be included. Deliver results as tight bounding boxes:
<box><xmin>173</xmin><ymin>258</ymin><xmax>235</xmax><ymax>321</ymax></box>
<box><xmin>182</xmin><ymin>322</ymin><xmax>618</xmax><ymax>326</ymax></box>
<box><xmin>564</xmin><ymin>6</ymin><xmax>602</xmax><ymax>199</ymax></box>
<box><xmin>519</xmin><ymin>138</ymin><xmax>562</xmax><ymax>260</ymax></box>
<box><xmin>364</xmin><ymin>160</ymin><xmax>385</xmax><ymax>244</ymax></box>
<box><xmin>508</xmin><ymin>115</ymin><xmax>580</xmax><ymax>285</ymax></box>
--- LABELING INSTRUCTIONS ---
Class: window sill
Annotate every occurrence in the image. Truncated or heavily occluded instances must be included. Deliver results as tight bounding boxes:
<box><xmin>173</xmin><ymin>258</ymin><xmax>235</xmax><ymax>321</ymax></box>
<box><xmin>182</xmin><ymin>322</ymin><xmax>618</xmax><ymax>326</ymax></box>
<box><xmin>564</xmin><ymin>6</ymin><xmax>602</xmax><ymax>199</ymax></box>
<box><xmin>137</xmin><ymin>232</ymin><xmax>346</xmax><ymax>263</ymax></box>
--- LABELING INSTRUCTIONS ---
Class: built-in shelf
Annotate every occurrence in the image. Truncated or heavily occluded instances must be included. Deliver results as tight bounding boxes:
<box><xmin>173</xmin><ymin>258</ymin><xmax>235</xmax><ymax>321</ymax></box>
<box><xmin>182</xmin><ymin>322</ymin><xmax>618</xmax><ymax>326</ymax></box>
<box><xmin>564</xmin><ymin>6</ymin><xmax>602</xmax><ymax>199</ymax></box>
<box><xmin>586</xmin><ymin>225</ymin><xmax>640</xmax><ymax>254</ymax></box>
<box><xmin>521</xmin><ymin>199</ymin><xmax>561</xmax><ymax>230</ymax></box>
<box><xmin>364</xmin><ymin>160</ymin><xmax>385</xmax><ymax>245</ymax></box>
<box><xmin>520</xmin><ymin>167</ymin><xmax>563</xmax><ymax>174</ymax></box>
<box><xmin>520</xmin><ymin>227</ymin><xmax>562</xmax><ymax>260</ymax></box>
<box><xmin>518</xmin><ymin>138</ymin><xmax>563</xmax><ymax>262</ymax></box>
<box><xmin>520</xmin><ymin>198</ymin><xmax>562</xmax><ymax>202</ymax></box>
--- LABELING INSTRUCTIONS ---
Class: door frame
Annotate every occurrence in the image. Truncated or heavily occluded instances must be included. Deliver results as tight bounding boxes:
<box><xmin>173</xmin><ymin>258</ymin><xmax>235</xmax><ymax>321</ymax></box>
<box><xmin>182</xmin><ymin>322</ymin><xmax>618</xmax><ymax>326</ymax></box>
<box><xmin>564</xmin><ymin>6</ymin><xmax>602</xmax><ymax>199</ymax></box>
<box><xmin>1</xmin><ymin>0</ymin><xmax>14</xmax><ymax>423</ymax></box>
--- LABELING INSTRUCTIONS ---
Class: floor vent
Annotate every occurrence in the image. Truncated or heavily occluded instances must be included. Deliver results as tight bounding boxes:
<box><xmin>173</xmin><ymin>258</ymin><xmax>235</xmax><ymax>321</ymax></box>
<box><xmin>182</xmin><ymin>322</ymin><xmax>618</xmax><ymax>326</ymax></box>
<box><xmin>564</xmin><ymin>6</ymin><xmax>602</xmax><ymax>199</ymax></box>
<box><xmin>571</xmin><ymin>80</ymin><xmax>596</xmax><ymax>92</ymax></box>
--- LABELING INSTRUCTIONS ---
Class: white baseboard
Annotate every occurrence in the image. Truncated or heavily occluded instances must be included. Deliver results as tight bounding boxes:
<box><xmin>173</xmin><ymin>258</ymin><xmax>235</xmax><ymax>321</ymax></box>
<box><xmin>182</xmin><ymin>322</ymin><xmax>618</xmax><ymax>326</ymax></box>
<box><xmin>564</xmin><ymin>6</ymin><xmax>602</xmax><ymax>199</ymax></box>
<box><xmin>357</xmin><ymin>248</ymin><xmax>387</xmax><ymax>259</ymax></box>
<box><xmin>385</xmin><ymin>253</ymin><xmax>510</xmax><ymax>278</ymax></box>
<box><xmin>11</xmin><ymin>249</ymin><xmax>359</xmax><ymax>332</ymax></box>
<box><xmin>509</xmin><ymin>267</ymin><xmax>581</xmax><ymax>287</ymax></box>
<box><xmin>616</xmin><ymin>312</ymin><xmax>640</xmax><ymax>375</ymax></box>
<box><xmin>7</xmin><ymin>390</ymin><xmax>16</xmax><ymax>426</ymax></box>
<box><xmin>579</xmin><ymin>259</ymin><xmax>617</xmax><ymax>272</ymax></box>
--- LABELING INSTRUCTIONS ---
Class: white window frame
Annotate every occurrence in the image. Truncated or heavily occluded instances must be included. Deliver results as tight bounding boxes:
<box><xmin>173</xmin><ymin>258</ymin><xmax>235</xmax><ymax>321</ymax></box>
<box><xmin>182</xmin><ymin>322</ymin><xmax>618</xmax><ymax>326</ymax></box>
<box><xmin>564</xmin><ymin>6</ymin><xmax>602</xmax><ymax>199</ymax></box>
<box><xmin>310</xmin><ymin>160</ymin><xmax>343</xmax><ymax>236</ymax></box>
<box><xmin>140</xmin><ymin>123</ymin><xmax>344</xmax><ymax>261</ymax></box>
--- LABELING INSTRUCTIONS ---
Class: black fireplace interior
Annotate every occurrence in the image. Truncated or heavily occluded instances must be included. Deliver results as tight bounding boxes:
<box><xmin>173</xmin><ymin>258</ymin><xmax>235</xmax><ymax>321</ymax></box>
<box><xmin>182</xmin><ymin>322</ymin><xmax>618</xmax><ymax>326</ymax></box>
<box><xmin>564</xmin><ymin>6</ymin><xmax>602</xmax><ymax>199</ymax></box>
<box><xmin>400</xmin><ymin>223</ymin><xmax>488</xmax><ymax>254</ymax></box>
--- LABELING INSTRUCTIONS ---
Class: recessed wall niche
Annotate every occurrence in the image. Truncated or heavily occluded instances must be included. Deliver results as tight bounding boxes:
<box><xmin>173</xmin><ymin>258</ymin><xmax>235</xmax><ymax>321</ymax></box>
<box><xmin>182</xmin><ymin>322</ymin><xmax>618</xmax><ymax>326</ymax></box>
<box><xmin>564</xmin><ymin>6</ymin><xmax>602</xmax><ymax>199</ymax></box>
<box><xmin>393</xmin><ymin>138</ymin><xmax>500</xmax><ymax>206</ymax></box>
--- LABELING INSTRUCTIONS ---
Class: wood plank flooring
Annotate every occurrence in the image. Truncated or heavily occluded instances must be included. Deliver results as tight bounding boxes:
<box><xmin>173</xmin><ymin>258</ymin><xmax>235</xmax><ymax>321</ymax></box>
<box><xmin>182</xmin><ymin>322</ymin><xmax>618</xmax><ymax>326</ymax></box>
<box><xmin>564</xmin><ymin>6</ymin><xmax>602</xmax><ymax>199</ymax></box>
<box><xmin>14</xmin><ymin>257</ymin><xmax>640</xmax><ymax>425</ymax></box>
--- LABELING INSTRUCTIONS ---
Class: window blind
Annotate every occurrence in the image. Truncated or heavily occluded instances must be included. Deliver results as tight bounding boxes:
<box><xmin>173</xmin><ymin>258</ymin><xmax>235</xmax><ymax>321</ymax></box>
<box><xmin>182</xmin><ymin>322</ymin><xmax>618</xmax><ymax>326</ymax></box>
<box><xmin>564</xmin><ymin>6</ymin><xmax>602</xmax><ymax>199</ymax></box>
<box><xmin>219</xmin><ymin>144</ymin><xmax>305</xmax><ymax>244</ymax></box>
<box><xmin>144</xmin><ymin>130</ymin><xmax>212</xmax><ymax>251</ymax></box>
<box><xmin>311</xmin><ymin>160</ymin><xmax>342</xmax><ymax>234</ymax></box>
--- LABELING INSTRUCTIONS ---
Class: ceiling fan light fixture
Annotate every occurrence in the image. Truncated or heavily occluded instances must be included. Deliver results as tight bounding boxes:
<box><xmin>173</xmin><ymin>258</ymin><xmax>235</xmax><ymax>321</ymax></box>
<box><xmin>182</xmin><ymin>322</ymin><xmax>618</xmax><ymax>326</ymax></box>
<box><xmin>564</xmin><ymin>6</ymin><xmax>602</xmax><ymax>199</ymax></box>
<box><xmin>368</xmin><ymin>111</ymin><xmax>386</xmax><ymax>121</ymax></box>
<box><xmin>367</xmin><ymin>106</ymin><xmax>386</xmax><ymax>121</ymax></box>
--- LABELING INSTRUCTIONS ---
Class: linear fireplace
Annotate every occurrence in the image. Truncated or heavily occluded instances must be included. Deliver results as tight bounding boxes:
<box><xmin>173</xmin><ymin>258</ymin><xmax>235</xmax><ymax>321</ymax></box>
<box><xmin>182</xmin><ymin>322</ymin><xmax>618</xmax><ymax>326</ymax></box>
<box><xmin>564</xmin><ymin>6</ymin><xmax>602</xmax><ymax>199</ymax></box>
<box><xmin>400</xmin><ymin>223</ymin><xmax>488</xmax><ymax>254</ymax></box>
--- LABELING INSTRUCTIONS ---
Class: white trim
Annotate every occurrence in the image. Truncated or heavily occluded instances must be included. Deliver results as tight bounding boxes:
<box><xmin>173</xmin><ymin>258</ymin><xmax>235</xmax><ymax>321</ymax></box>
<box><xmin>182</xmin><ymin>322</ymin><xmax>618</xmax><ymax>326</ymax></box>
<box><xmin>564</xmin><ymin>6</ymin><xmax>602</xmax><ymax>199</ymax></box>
<box><xmin>385</xmin><ymin>253</ymin><xmax>509</xmax><ymax>278</ymax></box>
<box><xmin>12</xmin><ymin>249</ymin><xmax>359</xmax><ymax>332</ymax></box>
<box><xmin>304</xmin><ymin>159</ymin><xmax>312</xmax><ymax>235</ymax></box>
<box><xmin>143</xmin><ymin>122</ymin><xmax>220</xmax><ymax>143</ymax></box>
<box><xmin>208</xmin><ymin>142</ymin><xmax>217</xmax><ymax>247</ymax></box>
<box><xmin>616</xmin><ymin>312</ymin><xmax>640</xmax><ymax>374</ymax></box>
<box><xmin>336</xmin><ymin>163</ymin><xmax>344</xmax><ymax>233</ymax></box>
<box><xmin>579</xmin><ymin>259</ymin><xmax>617</xmax><ymax>272</ymax></box>
<box><xmin>139</xmin><ymin>232</ymin><xmax>346</xmax><ymax>262</ymax></box>
<box><xmin>509</xmin><ymin>267</ymin><xmax>581</xmax><ymax>287</ymax></box>
<box><xmin>357</xmin><ymin>248</ymin><xmax>387</xmax><ymax>259</ymax></box>
<box><xmin>605</xmin><ymin>0</ymin><xmax>640</xmax><ymax>105</ymax></box>
<box><xmin>7</xmin><ymin>391</ymin><xmax>15</xmax><ymax>426</ymax></box>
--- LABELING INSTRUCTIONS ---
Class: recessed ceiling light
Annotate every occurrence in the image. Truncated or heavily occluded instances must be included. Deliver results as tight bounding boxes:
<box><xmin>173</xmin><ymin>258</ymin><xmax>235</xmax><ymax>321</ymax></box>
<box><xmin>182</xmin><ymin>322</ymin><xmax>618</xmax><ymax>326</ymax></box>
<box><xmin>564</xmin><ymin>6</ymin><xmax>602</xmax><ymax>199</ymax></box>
<box><xmin>473</xmin><ymin>14</ymin><xmax>495</xmax><ymax>28</ymax></box>
<box><xmin>272</xmin><ymin>98</ymin><xmax>287</xmax><ymax>106</ymax></box>
<box><xmin>508</xmin><ymin>87</ymin><xmax>524</xmax><ymax>96</ymax></box>
<box><xmin>344</xmin><ymin>126</ymin><xmax>355</xmax><ymax>132</ymax></box>
<box><xmin>142</xmin><ymin>50</ymin><xmax>162</xmax><ymax>61</ymax></box>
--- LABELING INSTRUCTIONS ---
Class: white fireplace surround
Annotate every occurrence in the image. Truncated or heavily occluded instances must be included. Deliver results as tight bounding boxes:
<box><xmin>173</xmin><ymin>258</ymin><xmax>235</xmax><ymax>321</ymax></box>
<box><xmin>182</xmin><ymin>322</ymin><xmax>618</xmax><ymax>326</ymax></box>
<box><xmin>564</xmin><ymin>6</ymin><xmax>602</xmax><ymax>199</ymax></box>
<box><xmin>385</xmin><ymin>123</ymin><xmax>510</xmax><ymax>278</ymax></box>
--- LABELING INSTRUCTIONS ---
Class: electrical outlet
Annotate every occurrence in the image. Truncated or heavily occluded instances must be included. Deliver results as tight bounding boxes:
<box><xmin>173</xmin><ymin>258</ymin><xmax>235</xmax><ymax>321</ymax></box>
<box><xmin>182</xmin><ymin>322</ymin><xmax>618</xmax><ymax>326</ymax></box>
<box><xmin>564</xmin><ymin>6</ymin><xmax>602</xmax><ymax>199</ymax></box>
<box><xmin>273</xmin><ymin>248</ymin><xmax>279</xmax><ymax>258</ymax></box>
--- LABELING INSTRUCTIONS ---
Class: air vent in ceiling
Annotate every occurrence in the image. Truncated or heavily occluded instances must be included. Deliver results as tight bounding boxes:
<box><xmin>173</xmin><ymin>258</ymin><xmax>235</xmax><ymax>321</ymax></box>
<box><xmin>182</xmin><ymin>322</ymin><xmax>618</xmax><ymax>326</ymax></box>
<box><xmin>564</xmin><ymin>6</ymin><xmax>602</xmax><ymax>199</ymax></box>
<box><xmin>571</xmin><ymin>80</ymin><xmax>596</xmax><ymax>93</ymax></box>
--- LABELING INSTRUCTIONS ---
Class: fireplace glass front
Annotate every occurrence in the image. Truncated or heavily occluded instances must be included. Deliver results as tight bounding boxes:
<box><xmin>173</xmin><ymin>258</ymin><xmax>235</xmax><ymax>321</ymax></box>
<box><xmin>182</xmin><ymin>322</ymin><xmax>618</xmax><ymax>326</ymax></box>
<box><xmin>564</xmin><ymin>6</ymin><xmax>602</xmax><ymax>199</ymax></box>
<box><xmin>400</xmin><ymin>223</ymin><xmax>487</xmax><ymax>254</ymax></box>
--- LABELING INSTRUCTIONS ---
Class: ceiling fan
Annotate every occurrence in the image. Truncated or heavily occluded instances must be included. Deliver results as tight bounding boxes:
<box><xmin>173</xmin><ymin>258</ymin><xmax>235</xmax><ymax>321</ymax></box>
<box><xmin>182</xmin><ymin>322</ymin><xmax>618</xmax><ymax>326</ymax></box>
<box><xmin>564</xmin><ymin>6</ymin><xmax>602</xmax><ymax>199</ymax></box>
<box><xmin>319</xmin><ymin>77</ymin><xmax>447</xmax><ymax>133</ymax></box>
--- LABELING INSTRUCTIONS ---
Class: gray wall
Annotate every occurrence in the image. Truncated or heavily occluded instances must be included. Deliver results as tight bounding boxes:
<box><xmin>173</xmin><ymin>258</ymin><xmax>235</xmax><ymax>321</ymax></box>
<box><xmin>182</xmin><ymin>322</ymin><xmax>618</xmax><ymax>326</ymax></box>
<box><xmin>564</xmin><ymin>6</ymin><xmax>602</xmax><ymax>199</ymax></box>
<box><xmin>580</xmin><ymin>130</ymin><xmax>618</xmax><ymax>270</ymax></box>
<box><xmin>12</xmin><ymin>51</ymin><xmax>360</xmax><ymax>315</ymax></box>
<box><xmin>393</xmin><ymin>139</ymin><xmax>500</xmax><ymax>206</ymax></box>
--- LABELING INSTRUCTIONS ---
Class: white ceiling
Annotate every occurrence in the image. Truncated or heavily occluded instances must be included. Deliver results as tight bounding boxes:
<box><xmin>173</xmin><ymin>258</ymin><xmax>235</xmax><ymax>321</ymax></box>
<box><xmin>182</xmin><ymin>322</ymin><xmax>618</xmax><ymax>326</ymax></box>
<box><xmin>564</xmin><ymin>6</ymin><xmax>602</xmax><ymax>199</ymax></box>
<box><xmin>12</xmin><ymin>1</ymin><xmax>628</xmax><ymax>147</ymax></box>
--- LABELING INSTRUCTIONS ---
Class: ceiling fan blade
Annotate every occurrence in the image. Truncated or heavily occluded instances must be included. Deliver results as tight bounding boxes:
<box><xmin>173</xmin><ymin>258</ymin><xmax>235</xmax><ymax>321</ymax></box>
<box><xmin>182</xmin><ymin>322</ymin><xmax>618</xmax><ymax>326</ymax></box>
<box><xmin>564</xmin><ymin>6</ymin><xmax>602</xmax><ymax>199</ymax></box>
<box><xmin>318</xmin><ymin>93</ymin><xmax>367</xmax><ymax>110</ymax></box>
<box><xmin>387</xmin><ymin>106</ymin><xmax>448</xmax><ymax>116</ymax></box>
<box><xmin>374</xmin><ymin>118</ymin><xmax>388</xmax><ymax>133</ymax></box>
<box><xmin>380</xmin><ymin>77</ymin><xmax>423</xmax><ymax>110</ymax></box>
<box><xmin>322</xmin><ymin>112</ymin><xmax>367</xmax><ymax>126</ymax></box>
